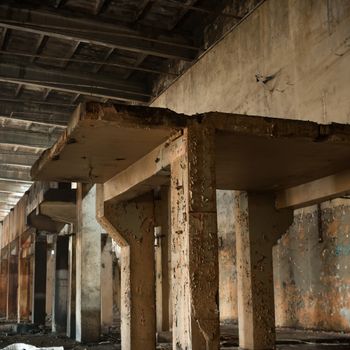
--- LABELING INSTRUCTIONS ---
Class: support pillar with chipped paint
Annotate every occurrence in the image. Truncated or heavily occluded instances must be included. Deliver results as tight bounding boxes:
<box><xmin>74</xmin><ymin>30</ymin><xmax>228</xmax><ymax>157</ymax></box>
<box><xmin>98</xmin><ymin>190</ymin><xmax>156</xmax><ymax>350</ymax></box>
<box><xmin>67</xmin><ymin>234</ymin><xmax>76</xmax><ymax>338</ymax></box>
<box><xmin>101</xmin><ymin>234</ymin><xmax>113</xmax><ymax>333</ymax></box>
<box><xmin>0</xmin><ymin>248</ymin><xmax>8</xmax><ymax>317</ymax></box>
<box><xmin>76</xmin><ymin>184</ymin><xmax>101</xmax><ymax>343</ymax></box>
<box><xmin>7</xmin><ymin>239</ymin><xmax>19</xmax><ymax>320</ymax></box>
<box><xmin>18</xmin><ymin>233</ymin><xmax>32</xmax><ymax>323</ymax></box>
<box><xmin>52</xmin><ymin>235</ymin><xmax>69</xmax><ymax>333</ymax></box>
<box><xmin>170</xmin><ymin>122</ymin><xmax>220</xmax><ymax>350</ymax></box>
<box><xmin>32</xmin><ymin>233</ymin><xmax>47</xmax><ymax>325</ymax></box>
<box><xmin>154</xmin><ymin>186</ymin><xmax>170</xmax><ymax>333</ymax></box>
<box><xmin>235</xmin><ymin>192</ymin><xmax>293</xmax><ymax>350</ymax></box>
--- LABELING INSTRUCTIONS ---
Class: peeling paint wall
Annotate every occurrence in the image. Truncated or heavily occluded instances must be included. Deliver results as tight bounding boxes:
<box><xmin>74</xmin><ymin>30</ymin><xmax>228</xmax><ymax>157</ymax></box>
<box><xmin>216</xmin><ymin>193</ymin><xmax>350</xmax><ymax>332</ymax></box>
<box><xmin>274</xmin><ymin>198</ymin><xmax>350</xmax><ymax>332</ymax></box>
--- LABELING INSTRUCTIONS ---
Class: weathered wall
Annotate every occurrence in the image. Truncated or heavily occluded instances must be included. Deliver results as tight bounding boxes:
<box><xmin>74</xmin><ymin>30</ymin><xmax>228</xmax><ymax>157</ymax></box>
<box><xmin>274</xmin><ymin>199</ymin><xmax>350</xmax><ymax>332</ymax></box>
<box><xmin>216</xmin><ymin>193</ymin><xmax>350</xmax><ymax>332</ymax></box>
<box><xmin>152</xmin><ymin>0</ymin><xmax>350</xmax><ymax>124</ymax></box>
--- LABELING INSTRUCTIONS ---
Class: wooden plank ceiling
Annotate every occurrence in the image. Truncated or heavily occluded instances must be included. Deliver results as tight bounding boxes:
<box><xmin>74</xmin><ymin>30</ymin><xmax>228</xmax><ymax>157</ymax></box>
<box><xmin>0</xmin><ymin>0</ymin><xmax>259</xmax><ymax>219</ymax></box>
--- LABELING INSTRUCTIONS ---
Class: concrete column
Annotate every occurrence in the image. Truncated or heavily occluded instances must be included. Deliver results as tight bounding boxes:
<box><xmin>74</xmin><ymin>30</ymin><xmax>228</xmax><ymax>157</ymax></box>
<box><xmin>113</xmin><ymin>255</ymin><xmax>121</xmax><ymax>325</ymax></box>
<box><xmin>76</xmin><ymin>185</ymin><xmax>101</xmax><ymax>343</ymax></box>
<box><xmin>67</xmin><ymin>234</ymin><xmax>76</xmax><ymax>338</ymax></box>
<box><xmin>53</xmin><ymin>235</ymin><xmax>69</xmax><ymax>333</ymax></box>
<box><xmin>154</xmin><ymin>186</ymin><xmax>170</xmax><ymax>333</ymax></box>
<box><xmin>32</xmin><ymin>233</ymin><xmax>47</xmax><ymax>325</ymax></box>
<box><xmin>0</xmin><ymin>248</ymin><xmax>8</xmax><ymax>317</ymax></box>
<box><xmin>45</xmin><ymin>235</ymin><xmax>55</xmax><ymax>322</ymax></box>
<box><xmin>217</xmin><ymin>190</ymin><xmax>237</xmax><ymax>323</ymax></box>
<box><xmin>101</xmin><ymin>192</ymin><xmax>156</xmax><ymax>350</ymax></box>
<box><xmin>235</xmin><ymin>192</ymin><xmax>293</xmax><ymax>350</ymax></box>
<box><xmin>101</xmin><ymin>234</ymin><xmax>113</xmax><ymax>333</ymax></box>
<box><xmin>170</xmin><ymin>123</ymin><xmax>219</xmax><ymax>350</ymax></box>
<box><xmin>7</xmin><ymin>239</ymin><xmax>19</xmax><ymax>320</ymax></box>
<box><xmin>18</xmin><ymin>232</ymin><xmax>34</xmax><ymax>323</ymax></box>
<box><xmin>18</xmin><ymin>256</ymin><xmax>31</xmax><ymax>322</ymax></box>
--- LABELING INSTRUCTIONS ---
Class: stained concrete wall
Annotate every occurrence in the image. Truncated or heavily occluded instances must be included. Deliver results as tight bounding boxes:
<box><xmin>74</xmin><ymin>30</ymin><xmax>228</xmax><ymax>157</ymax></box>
<box><xmin>216</xmin><ymin>192</ymin><xmax>350</xmax><ymax>332</ymax></box>
<box><xmin>152</xmin><ymin>0</ymin><xmax>350</xmax><ymax>124</ymax></box>
<box><xmin>274</xmin><ymin>199</ymin><xmax>350</xmax><ymax>332</ymax></box>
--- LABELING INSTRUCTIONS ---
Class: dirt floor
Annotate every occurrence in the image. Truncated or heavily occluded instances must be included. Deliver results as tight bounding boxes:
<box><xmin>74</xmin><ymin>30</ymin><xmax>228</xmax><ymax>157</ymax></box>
<box><xmin>1</xmin><ymin>322</ymin><xmax>350</xmax><ymax>349</ymax></box>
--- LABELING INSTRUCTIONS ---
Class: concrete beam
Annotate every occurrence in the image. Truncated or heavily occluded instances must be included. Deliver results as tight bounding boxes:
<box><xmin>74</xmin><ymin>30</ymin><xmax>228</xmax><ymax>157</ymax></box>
<box><xmin>32</xmin><ymin>102</ymin><xmax>350</xmax><ymax>192</ymax></box>
<box><xmin>27</xmin><ymin>211</ymin><xmax>65</xmax><ymax>233</ymax></box>
<box><xmin>103</xmin><ymin>135</ymin><xmax>184</xmax><ymax>202</ymax></box>
<box><xmin>276</xmin><ymin>168</ymin><xmax>350</xmax><ymax>209</ymax></box>
<box><xmin>0</xmin><ymin>2</ymin><xmax>198</xmax><ymax>60</ymax></box>
<box><xmin>0</xmin><ymin>164</ymin><xmax>32</xmax><ymax>182</ymax></box>
<box><xmin>0</xmin><ymin>63</ymin><xmax>150</xmax><ymax>103</ymax></box>
<box><xmin>0</xmin><ymin>153</ymin><xmax>39</xmax><ymax>167</ymax></box>
<box><xmin>0</xmin><ymin>99</ymin><xmax>71</xmax><ymax>124</ymax></box>
<box><xmin>31</xmin><ymin>103</ymin><xmax>188</xmax><ymax>183</ymax></box>
<box><xmin>0</xmin><ymin>128</ymin><xmax>61</xmax><ymax>149</ymax></box>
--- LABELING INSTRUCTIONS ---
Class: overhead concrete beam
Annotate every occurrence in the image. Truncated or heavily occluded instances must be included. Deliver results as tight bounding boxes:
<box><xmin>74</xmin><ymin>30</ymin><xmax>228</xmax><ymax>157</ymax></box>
<box><xmin>0</xmin><ymin>166</ymin><xmax>31</xmax><ymax>182</ymax></box>
<box><xmin>31</xmin><ymin>103</ymin><xmax>188</xmax><ymax>183</ymax></box>
<box><xmin>27</xmin><ymin>211</ymin><xmax>65</xmax><ymax>233</ymax></box>
<box><xmin>0</xmin><ymin>2</ymin><xmax>198</xmax><ymax>60</ymax></box>
<box><xmin>0</xmin><ymin>63</ymin><xmax>150</xmax><ymax>103</ymax></box>
<box><xmin>0</xmin><ymin>192</ymin><xmax>21</xmax><ymax>206</ymax></box>
<box><xmin>0</xmin><ymin>117</ymin><xmax>66</xmax><ymax>133</ymax></box>
<box><xmin>0</xmin><ymin>129</ymin><xmax>62</xmax><ymax>149</ymax></box>
<box><xmin>0</xmin><ymin>180</ymin><xmax>31</xmax><ymax>194</ymax></box>
<box><xmin>0</xmin><ymin>153</ymin><xmax>39</xmax><ymax>167</ymax></box>
<box><xmin>276</xmin><ymin>168</ymin><xmax>350</xmax><ymax>209</ymax></box>
<box><xmin>103</xmin><ymin>135</ymin><xmax>184</xmax><ymax>202</ymax></box>
<box><xmin>0</xmin><ymin>99</ymin><xmax>71</xmax><ymax>124</ymax></box>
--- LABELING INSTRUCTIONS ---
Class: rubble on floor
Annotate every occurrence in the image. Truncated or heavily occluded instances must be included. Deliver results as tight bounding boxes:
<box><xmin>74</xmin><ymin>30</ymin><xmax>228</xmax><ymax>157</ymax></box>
<box><xmin>1</xmin><ymin>323</ymin><xmax>350</xmax><ymax>349</ymax></box>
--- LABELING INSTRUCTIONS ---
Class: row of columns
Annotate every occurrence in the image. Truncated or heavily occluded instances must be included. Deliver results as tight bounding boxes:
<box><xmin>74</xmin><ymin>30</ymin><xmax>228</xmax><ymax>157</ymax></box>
<box><xmin>0</xmin><ymin>122</ymin><xmax>294</xmax><ymax>350</ymax></box>
<box><xmin>97</xmin><ymin>122</ymin><xmax>294</xmax><ymax>350</ymax></box>
<box><xmin>0</xmin><ymin>215</ymin><xmax>117</xmax><ymax>343</ymax></box>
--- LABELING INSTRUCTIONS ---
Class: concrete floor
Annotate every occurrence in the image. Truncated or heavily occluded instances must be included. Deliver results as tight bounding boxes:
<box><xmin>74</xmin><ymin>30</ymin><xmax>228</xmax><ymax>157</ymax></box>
<box><xmin>1</xmin><ymin>322</ymin><xmax>350</xmax><ymax>349</ymax></box>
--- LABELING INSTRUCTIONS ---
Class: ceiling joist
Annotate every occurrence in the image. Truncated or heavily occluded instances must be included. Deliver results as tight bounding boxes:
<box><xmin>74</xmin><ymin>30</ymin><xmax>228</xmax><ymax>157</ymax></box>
<box><xmin>0</xmin><ymin>63</ymin><xmax>151</xmax><ymax>103</ymax></box>
<box><xmin>0</xmin><ymin>3</ymin><xmax>199</xmax><ymax>60</ymax></box>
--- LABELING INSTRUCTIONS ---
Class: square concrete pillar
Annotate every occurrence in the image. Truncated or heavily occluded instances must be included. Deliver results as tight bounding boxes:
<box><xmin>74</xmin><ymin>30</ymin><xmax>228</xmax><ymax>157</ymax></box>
<box><xmin>32</xmin><ymin>233</ymin><xmax>47</xmax><ymax>325</ymax></box>
<box><xmin>18</xmin><ymin>256</ymin><xmax>31</xmax><ymax>322</ymax></box>
<box><xmin>98</xmin><ymin>191</ymin><xmax>156</xmax><ymax>350</ymax></box>
<box><xmin>0</xmin><ymin>248</ymin><xmax>8</xmax><ymax>317</ymax></box>
<box><xmin>101</xmin><ymin>234</ymin><xmax>113</xmax><ymax>332</ymax></box>
<box><xmin>67</xmin><ymin>234</ymin><xmax>76</xmax><ymax>338</ymax></box>
<box><xmin>235</xmin><ymin>192</ymin><xmax>293</xmax><ymax>350</ymax></box>
<box><xmin>45</xmin><ymin>237</ymin><xmax>55</xmax><ymax>322</ymax></box>
<box><xmin>76</xmin><ymin>184</ymin><xmax>102</xmax><ymax>343</ymax></box>
<box><xmin>170</xmin><ymin>123</ymin><xmax>220</xmax><ymax>350</ymax></box>
<box><xmin>52</xmin><ymin>235</ymin><xmax>69</xmax><ymax>333</ymax></box>
<box><xmin>154</xmin><ymin>186</ymin><xmax>170</xmax><ymax>333</ymax></box>
<box><xmin>7</xmin><ymin>239</ymin><xmax>19</xmax><ymax>320</ymax></box>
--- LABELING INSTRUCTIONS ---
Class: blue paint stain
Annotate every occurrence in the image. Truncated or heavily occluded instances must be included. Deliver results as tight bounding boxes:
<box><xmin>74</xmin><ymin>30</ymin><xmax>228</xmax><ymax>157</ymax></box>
<box><xmin>335</xmin><ymin>245</ymin><xmax>350</xmax><ymax>256</ymax></box>
<box><xmin>340</xmin><ymin>308</ymin><xmax>350</xmax><ymax>326</ymax></box>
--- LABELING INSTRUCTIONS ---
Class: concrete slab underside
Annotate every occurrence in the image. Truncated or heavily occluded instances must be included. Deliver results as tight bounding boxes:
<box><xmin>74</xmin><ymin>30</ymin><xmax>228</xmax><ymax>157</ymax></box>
<box><xmin>32</xmin><ymin>103</ymin><xmax>350</xmax><ymax>192</ymax></box>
